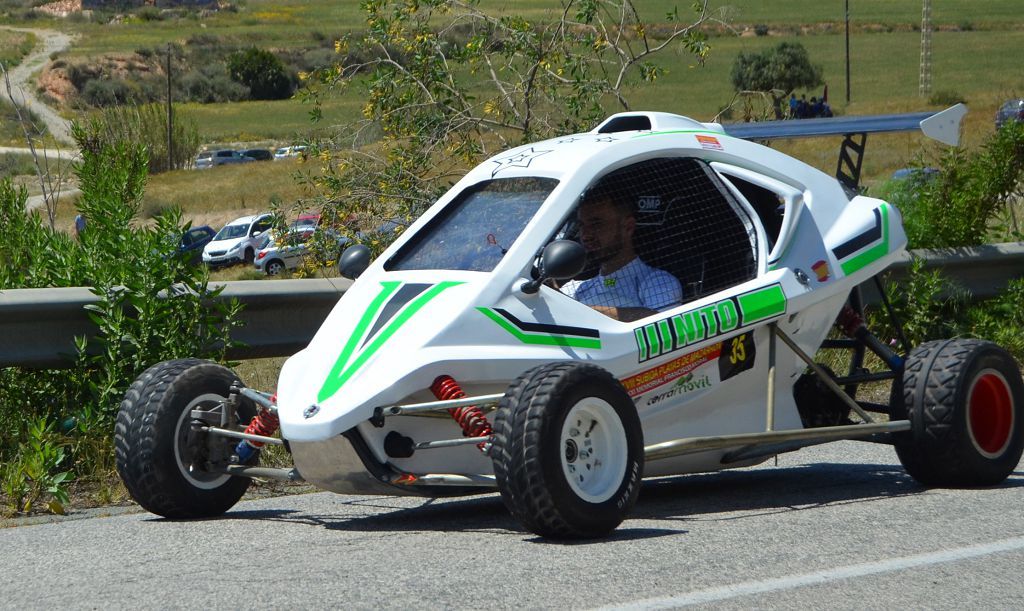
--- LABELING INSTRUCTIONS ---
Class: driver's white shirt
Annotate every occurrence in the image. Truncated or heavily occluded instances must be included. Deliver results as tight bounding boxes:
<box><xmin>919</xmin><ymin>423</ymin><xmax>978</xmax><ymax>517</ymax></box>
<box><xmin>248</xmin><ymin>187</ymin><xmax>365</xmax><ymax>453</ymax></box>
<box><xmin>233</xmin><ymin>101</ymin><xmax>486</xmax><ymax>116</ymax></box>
<box><xmin>561</xmin><ymin>257</ymin><xmax>682</xmax><ymax>312</ymax></box>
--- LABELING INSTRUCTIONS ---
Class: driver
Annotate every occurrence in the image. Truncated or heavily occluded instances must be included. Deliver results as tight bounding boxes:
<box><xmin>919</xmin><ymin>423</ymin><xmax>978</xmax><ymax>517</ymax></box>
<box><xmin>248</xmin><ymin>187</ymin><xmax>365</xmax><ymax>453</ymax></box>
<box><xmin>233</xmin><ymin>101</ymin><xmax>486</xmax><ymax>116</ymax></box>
<box><xmin>560</xmin><ymin>191</ymin><xmax>682</xmax><ymax>322</ymax></box>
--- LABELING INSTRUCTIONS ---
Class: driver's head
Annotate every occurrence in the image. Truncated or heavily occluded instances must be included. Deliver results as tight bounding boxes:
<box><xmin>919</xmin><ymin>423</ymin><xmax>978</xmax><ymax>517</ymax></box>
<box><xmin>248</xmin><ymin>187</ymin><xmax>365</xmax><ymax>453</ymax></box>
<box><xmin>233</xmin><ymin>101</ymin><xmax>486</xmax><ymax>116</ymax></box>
<box><xmin>576</xmin><ymin>191</ymin><xmax>636</xmax><ymax>265</ymax></box>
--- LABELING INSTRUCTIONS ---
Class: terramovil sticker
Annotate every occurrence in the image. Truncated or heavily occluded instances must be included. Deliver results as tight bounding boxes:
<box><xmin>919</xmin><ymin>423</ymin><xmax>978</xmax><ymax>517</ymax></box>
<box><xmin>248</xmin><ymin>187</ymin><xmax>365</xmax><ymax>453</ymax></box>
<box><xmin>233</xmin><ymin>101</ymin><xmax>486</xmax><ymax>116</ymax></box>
<box><xmin>644</xmin><ymin>373</ymin><xmax>713</xmax><ymax>407</ymax></box>
<box><xmin>621</xmin><ymin>344</ymin><xmax>721</xmax><ymax>398</ymax></box>
<box><xmin>634</xmin><ymin>284</ymin><xmax>786</xmax><ymax>363</ymax></box>
<box><xmin>718</xmin><ymin>331</ymin><xmax>756</xmax><ymax>381</ymax></box>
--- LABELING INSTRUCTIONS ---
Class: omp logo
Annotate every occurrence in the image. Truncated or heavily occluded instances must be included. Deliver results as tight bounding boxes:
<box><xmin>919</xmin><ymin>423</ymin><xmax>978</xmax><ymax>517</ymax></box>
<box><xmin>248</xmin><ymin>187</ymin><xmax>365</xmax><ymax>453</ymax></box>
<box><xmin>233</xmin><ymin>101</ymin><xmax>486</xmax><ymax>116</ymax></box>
<box><xmin>637</xmin><ymin>196</ymin><xmax>662</xmax><ymax>210</ymax></box>
<box><xmin>635</xmin><ymin>284</ymin><xmax>786</xmax><ymax>362</ymax></box>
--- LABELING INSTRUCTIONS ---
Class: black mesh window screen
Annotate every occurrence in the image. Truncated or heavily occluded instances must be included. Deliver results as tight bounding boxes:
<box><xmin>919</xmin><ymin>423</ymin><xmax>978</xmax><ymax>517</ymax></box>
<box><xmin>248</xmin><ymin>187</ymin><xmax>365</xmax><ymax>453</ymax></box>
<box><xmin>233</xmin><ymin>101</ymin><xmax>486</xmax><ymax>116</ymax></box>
<box><xmin>559</xmin><ymin>157</ymin><xmax>758</xmax><ymax>315</ymax></box>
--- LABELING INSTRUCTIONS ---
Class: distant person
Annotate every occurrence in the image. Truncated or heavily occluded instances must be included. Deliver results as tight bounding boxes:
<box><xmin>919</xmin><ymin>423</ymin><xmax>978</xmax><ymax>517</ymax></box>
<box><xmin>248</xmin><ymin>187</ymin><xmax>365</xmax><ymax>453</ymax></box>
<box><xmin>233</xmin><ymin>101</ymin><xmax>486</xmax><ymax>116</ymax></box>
<box><xmin>560</xmin><ymin>192</ymin><xmax>682</xmax><ymax>322</ymax></box>
<box><xmin>74</xmin><ymin>214</ymin><xmax>86</xmax><ymax>238</ymax></box>
<box><xmin>810</xmin><ymin>96</ymin><xmax>822</xmax><ymax>117</ymax></box>
<box><xmin>788</xmin><ymin>93</ymin><xmax>798</xmax><ymax>118</ymax></box>
<box><xmin>797</xmin><ymin>95</ymin><xmax>809</xmax><ymax>119</ymax></box>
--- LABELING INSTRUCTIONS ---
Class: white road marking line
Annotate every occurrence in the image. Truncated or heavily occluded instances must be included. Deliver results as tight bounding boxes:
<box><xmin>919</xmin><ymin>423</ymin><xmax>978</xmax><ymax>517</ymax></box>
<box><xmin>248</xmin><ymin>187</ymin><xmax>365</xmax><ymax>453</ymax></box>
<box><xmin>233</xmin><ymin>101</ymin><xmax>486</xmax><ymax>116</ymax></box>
<box><xmin>600</xmin><ymin>535</ymin><xmax>1024</xmax><ymax>609</ymax></box>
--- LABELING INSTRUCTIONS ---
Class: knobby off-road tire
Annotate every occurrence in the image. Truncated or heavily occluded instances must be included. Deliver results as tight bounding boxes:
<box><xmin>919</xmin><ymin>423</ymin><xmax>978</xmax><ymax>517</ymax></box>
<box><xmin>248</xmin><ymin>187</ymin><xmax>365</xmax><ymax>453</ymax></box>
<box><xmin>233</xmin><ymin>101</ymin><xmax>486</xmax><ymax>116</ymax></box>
<box><xmin>115</xmin><ymin>358</ymin><xmax>255</xmax><ymax>518</ymax></box>
<box><xmin>490</xmin><ymin>362</ymin><xmax>643</xmax><ymax>539</ymax></box>
<box><xmin>894</xmin><ymin>339</ymin><xmax>1024</xmax><ymax>486</ymax></box>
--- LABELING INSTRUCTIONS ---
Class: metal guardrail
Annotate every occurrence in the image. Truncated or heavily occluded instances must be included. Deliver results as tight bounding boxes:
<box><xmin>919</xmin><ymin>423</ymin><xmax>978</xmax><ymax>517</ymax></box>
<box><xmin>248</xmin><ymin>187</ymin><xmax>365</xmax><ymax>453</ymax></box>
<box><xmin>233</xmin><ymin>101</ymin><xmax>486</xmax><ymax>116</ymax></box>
<box><xmin>0</xmin><ymin>278</ymin><xmax>351</xmax><ymax>368</ymax></box>
<box><xmin>1</xmin><ymin>244</ymin><xmax>1021</xmax><ymax>369</ymax></box>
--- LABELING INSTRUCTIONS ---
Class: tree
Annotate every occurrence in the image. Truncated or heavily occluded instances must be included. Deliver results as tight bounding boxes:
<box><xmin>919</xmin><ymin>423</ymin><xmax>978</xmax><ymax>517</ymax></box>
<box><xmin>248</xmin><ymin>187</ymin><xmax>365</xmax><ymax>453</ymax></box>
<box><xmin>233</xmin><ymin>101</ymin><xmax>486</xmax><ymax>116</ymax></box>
<box><xmin>730</xmin><ymin>42</ymin><xmax>822</xmax><ymax>119</ymax></box>
<box><xmin>227</xmin><ymin>47</ymin><xmax>294</xmax><ymax>101</ymax></box>
<box><xmin>301</xmin><ymin>0</ymin><xmax>713</xmax><ymax>251</ymax></box>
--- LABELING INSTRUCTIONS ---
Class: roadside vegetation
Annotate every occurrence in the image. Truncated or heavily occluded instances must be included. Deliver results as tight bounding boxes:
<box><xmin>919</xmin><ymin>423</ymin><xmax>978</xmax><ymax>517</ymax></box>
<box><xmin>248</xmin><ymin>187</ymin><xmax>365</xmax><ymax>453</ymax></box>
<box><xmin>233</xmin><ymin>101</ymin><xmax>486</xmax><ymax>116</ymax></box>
<box><xmin>0</xmin><ymin>26</ymin><xmax>31</xmax><ymax>68</ymax></box>
<box><xmin>1</xmin><ymin>0</ymin><xmax>1023</xmax><ymax>517</ymax></box>
<box><xmin>0</xmin><ymin>120</ymin><xmax>241</xmax><ymax>516</ymax></box>
<box><xmin>867</xmin><ymin>119</ymin><xmax>1024</xmax><ymax>357</ymax></box>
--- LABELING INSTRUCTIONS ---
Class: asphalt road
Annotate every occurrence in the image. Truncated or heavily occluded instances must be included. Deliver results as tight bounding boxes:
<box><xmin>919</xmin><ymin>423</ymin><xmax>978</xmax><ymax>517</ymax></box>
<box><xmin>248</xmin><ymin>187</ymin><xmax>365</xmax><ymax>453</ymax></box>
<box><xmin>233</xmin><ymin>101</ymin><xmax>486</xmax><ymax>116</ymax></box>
<box><xmin>2</xmin><ymin>441</ymin><xmax>1022</xmax><ymax>609</ymax></box>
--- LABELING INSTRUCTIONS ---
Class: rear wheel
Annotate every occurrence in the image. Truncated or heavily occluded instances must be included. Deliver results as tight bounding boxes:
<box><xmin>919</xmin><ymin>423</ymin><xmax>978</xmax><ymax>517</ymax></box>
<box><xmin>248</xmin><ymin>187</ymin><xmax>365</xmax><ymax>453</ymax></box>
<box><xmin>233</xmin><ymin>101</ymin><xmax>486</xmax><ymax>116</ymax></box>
<box><xmin>115</xmin><ymin>359</ymin><xmax>255</xmax><ymax>518</ymax></box>
<box><xmin>894</xmin><ymin>339</ymin><xmax>1024</xmax><ymax>486</ymax></box>
<box><xmin>265</xmin><ymin>260</ymin><xmax>285</xmax><ymax>276</ymax></box>
<box><xmin>490</xmin><ymin>362</ymin><xmax>643</xmax><ymax>538</ymax></box>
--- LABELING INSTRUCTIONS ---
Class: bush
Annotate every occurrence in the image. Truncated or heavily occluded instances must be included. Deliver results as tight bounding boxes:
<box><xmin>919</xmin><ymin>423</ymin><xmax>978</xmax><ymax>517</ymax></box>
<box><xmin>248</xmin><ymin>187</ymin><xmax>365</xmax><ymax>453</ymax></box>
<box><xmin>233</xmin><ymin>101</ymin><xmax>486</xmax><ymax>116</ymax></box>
<box><xmin>928</xmin><ymin>89</ymin><xmax>965</xmax><ymax>106</ymax></box>
<box><xmin>0</xmin><ymin>152</ymin><xmax>36</xmax><ymax>176</ymax></box>
<box><xmin>227</xmin><ymin>47</ymin><xmax>295</xmax><ymax>100</ymax></box>
<box><xmin>179</xmin><ymin>67</ymin><xmax>249</xmax><ymax>103</ymax></box>
<box><xmin>881</xmin><ymin>119</ymin><xmax>1024</xmax><ymax>248</ymax></box>
<box><xmin>92</xmin><ymin>103</ymin><xmax>202</xmax><ymax>174</ymax></box>
<box><xmin>871</xmin><ymin>262</ymin><xmax>1024</xmax><ymax>363</ymax></box>
<box><xmin>0</xmin><ymin>120</ymin><xmax>241</xmax><ymax>515</ymax></box>
<box><xmin>81</xmin><ymin>78</ymin><xmax>136</xmax><ymax>107</ymax></box>
<box><xmin>133</xmin><ymin>5</ymin><xmax>163</xmax><ymax>22</ymax></box>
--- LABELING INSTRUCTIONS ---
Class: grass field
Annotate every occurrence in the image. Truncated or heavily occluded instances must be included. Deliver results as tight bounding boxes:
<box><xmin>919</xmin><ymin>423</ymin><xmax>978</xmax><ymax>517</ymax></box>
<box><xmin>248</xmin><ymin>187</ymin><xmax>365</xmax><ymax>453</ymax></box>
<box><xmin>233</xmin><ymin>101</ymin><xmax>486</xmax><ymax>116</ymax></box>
<box><xmin>7</xmin><ymin>1</ymin><xmax>1024</xmax><ymax>225</ymax></box>
<box><xmin>182</xmin><ymin>95</ymin><xmax>361</xmax><ymax>142</ymax></box>
<box><xmin>0</xmin><ymin>27</ymin><xmax>32</xmax><ymax>67</ymax></box>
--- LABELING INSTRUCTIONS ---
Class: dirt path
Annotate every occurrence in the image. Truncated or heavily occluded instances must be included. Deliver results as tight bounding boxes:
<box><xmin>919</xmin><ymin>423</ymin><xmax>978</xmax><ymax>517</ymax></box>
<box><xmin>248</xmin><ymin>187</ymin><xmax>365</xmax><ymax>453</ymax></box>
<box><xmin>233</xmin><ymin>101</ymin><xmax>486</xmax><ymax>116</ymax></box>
<box><xmin>1</xmin><ymin>26</ymin><xmax>74</xmax><ymax>144</ymax></box>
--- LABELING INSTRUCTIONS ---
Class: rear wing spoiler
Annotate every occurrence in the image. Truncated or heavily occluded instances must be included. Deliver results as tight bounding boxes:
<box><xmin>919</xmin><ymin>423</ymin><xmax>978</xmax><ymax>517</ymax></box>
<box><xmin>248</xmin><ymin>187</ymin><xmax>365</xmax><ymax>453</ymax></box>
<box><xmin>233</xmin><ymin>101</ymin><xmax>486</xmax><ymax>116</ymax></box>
<box><xmin>720</xmin><ymin>104</ymin><xmax>967</xmax><ymax>190</ymax></box>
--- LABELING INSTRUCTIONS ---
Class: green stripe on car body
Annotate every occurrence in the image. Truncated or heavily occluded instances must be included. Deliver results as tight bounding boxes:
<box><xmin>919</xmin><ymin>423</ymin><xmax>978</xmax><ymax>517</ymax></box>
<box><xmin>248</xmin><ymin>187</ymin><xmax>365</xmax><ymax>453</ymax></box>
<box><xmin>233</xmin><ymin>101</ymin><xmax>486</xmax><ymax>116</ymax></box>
<box><xmin>318</xmin><ymin>281</ymin><xmax>462</xmax><ymax>403</ymax></box>
<box><xmin>478</xmin><ymin>308</ymin><xmax>602</xmax><ymax>349</ymax></box>
<box><xmin>635</xmin><ymin>283</ymin><xmax>787</xmax><ymax>363</ymax></box>
<box><xmin>839</xmin><ymin>203</ymin><xmax>890</xmax><ymax>275</ymax></box>
<box><xmin>736</xmin><ymin>284</ymin><xmax>787</xmax><ymax>324</ymax></box>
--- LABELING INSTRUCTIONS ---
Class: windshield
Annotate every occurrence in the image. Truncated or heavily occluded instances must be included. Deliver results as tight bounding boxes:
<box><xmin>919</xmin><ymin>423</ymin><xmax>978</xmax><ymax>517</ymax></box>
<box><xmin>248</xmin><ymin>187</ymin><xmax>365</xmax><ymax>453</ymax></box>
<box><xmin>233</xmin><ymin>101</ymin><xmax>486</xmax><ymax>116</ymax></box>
<box><xmin>215</xmin><ymin>222</ymin><xmax>251</xmax><ymax>240</ymax></box>
<box><xmin>386</xmin><ymin>177</ymin><xmax>558</xmax><ymax>272</ymax></box>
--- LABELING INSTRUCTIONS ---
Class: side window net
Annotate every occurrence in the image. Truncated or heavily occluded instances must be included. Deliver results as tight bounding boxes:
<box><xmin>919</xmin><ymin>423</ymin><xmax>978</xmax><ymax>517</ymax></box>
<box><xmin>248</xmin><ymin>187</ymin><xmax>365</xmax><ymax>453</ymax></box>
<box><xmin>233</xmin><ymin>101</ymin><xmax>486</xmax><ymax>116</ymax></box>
<box><xmin>559</xmin><ymin>157</ymin><xmax>758</xmax><ymax>312</ymax></box>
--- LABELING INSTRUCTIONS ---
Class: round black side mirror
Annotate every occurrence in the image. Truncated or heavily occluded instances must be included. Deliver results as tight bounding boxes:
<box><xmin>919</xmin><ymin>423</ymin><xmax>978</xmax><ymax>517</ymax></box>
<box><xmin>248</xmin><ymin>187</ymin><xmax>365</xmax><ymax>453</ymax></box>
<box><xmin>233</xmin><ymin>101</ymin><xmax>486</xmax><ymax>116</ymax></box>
<box><xmin>521</xmin><ymin>240</ymin><xmax>586</xmax><ymax>294</ymax></box>
<box><xmin>338</xmin><ymin>244</ymin><xmax>371</xmax><ymax>279</ymax></box>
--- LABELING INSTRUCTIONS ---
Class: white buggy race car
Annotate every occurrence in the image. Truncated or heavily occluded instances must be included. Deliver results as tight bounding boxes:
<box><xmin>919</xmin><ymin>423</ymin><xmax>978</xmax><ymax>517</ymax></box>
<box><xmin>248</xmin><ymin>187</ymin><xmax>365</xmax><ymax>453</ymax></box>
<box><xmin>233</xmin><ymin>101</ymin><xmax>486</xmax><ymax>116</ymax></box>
<box><xmin>116</xmin><ymin>104</ymin><xmax>1024</xmax><ymax>538</ymax></box>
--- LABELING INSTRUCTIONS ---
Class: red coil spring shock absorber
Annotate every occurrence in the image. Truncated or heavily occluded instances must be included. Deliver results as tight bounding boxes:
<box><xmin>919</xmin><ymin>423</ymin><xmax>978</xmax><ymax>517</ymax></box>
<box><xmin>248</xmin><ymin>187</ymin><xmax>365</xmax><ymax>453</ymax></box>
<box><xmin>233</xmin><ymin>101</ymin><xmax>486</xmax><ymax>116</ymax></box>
<box><xmin>430</xmin><ymin>375</ymin><xmax>492</xmax><ymax>450</ymax></box>
<box><xmin>245</xmin><ymin>408</ymin><xmax>280</xmax><ymax>440</ymax></box>
<box><xmin>235</xmin><ymin>394</ymin><xmax>280</xmax><ymax>463</ymax></box>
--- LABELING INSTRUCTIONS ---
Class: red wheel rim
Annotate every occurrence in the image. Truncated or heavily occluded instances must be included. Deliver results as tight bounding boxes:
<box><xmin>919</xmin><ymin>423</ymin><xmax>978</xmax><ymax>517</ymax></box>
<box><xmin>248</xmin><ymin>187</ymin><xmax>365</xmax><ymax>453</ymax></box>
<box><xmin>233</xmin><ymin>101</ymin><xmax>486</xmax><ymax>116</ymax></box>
<box><xmin>967</xmin><ymin>371</ymin><xmax>1014</xmax><ymax>457</ymax></box>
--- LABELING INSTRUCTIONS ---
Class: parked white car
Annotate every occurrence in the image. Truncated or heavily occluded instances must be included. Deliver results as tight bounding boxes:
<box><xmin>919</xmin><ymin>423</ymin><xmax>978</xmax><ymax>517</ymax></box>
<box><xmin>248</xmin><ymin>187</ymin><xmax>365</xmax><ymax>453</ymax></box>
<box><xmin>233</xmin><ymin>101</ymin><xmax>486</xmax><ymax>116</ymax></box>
<box><xmin>273</xmin><ymin>145</ymin><xmax>308</xmax><ymax>161</ymax></box>
<box><xmin>201</xmin><ymin>213</ymin><xmax>274</xmax><ymax>268</ymax></box>
<box><xmin>253</xmin><ymin>227</ymin><xmax>347</xmax><ymax>276</ymax></box>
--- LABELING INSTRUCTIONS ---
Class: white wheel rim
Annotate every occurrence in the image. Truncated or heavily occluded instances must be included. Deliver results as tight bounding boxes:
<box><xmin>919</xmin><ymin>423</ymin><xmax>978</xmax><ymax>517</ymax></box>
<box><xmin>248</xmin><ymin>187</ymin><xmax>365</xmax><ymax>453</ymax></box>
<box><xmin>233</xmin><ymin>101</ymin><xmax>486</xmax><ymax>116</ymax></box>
<box><xmin>560</xmin><ymin>397</ymin><xmax>628</xmax><ymax>503</ymax></box>
<box><xmin>174</xmin><ymin>393</ymin><xmax>232</xmax><ymax>490</ymax></box>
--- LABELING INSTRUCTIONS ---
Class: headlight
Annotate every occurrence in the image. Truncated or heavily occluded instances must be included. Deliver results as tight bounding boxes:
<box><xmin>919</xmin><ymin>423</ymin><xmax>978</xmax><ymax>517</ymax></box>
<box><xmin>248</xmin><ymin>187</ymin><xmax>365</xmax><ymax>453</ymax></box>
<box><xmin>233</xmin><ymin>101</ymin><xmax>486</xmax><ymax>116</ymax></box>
<box><xmin>229</xmin><ymin>242</ymin><xmax>241</xmax><ymax>252</ymax></box>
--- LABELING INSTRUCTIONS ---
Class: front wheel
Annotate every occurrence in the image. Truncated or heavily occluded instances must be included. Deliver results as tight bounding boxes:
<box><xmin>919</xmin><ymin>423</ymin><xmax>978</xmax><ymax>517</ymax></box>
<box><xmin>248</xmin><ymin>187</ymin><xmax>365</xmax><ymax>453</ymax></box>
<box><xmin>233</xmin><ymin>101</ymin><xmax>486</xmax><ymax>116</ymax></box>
<box><xmin>490</xmin><ymin>362</ymin><xmax>643</xmax><ymax>539</ymax></box>
<box><xmin>115</xmin><ymin>359</ymin><xmax>255</xmax><ymax>518</ymax></box>
<box><xmin>894</xmin><ymin>339</ymin><xmax>1024</xmax><ymax>486</ymax></box>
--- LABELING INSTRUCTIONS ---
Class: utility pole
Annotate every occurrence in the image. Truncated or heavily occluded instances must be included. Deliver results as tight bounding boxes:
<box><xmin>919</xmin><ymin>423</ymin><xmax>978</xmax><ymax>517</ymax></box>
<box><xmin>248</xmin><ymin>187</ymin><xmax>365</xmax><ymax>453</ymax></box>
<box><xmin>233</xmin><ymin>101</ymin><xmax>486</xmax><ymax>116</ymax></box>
<box><xmin>166</xmin><ymin>44</ymin><xmax>173</xmax><ymax>171</ymax></box>
<box><xmin>845</xmin><ymin>0</ymin><xmax>851</xmax><ymax>104</ymax></box>
<box><xmin>920</xmin><ymin>0</ymin><xmax>932</xmax><ymax>97</ymax></box>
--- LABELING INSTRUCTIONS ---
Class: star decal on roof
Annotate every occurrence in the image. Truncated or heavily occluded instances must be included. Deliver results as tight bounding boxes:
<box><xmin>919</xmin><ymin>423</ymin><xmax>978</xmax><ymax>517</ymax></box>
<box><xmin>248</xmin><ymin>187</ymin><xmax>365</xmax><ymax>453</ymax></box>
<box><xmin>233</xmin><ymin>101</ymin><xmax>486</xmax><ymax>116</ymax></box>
<box><xmin>593</xmin><ymin>136</ymin><xmax>618</xmax><ymax>143</ymax></box>
<box><xmin>490</xmin><ymin>147</ymin><xmax>553</xmax><ymax>177</ymax></box>
<box><xmin>557</xmin><ymin>137</ymin><xmax>583</xmax><ymax>144</ymax></box>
